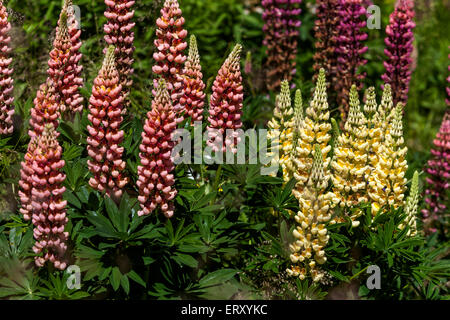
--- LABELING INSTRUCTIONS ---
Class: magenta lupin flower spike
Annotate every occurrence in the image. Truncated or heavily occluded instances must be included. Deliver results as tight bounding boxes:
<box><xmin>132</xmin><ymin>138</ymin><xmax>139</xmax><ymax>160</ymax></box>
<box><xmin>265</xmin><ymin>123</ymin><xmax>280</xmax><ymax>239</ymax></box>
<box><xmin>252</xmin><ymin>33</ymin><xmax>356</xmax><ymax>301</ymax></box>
<box><xmin>181</xmin><ymin>35</ymin><xmax>206</xmax><ymax>124</ymax></box>
<box><xmin>0</xmin><ymin>1</ymin><xmax>14</xmax><ymax>135</ymax></box>
<box><xmin>421</xmin><ymin>112</ymin><xmax>450</xmax><ymax>234</ymax></box>
<box><xmin>381</xmin><ymin>0</ymin><xmax>416</xmax><ymax>106</ymax></box>
<box><xmin>104</xmin><ymin>0</ymin><xmax>135</xmax><ymax>104</ymax></box>
<box><xmin>152</xmin><ymin>0</ymin><xmax>188</xmax><ymax>115</ymax></box>
<box><xmin>19</xmin><ymin>124</ymin><xmax>68</xmax><ymax>270</ymax></box>
<box><xmin>87</xmin><ymin>46</ymin><xmax>128</xmax><ymax>199</ymax></box>
<box><xmin>334</xmin><ymin>0</ymin><xmax>368</xmax><ymax>124</ymax></box>
<box><xmin>137</xmin><ymin>79</ymin><xmax>178</xmax><ymax>218</ymax></box>
<box><xmin>262</xmin><ymin>0</ymin><xmax>302</xmax><ymax>91</ymax></box>
<box><xmin>206</xmin><ymin>44</ymin><xmax>243</xmax><ymax>154</ymax></box>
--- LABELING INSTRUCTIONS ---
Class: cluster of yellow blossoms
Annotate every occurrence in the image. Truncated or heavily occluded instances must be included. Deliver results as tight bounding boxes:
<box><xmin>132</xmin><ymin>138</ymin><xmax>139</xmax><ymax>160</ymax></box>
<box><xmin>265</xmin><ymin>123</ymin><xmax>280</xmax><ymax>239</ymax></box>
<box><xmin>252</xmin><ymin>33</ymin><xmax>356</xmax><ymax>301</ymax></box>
<box><xmin>268</xmin><ymin>69</ymin><xmax>418</xmax><ymax>282</ymax></box>
<box><xmin>286</xmin><ymin>145</ymin><xmax>333</xmax><ymax>282</ymax></box>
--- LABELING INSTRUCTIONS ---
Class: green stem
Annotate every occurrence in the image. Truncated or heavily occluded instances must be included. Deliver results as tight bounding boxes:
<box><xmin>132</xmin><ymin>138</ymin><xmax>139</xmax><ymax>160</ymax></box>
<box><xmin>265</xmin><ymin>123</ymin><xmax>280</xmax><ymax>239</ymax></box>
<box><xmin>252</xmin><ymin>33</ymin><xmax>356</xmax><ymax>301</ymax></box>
<box><xmin>211</xmin><ymin>164</ymin><xmax>222</xmax><ymax>205</ymax></box>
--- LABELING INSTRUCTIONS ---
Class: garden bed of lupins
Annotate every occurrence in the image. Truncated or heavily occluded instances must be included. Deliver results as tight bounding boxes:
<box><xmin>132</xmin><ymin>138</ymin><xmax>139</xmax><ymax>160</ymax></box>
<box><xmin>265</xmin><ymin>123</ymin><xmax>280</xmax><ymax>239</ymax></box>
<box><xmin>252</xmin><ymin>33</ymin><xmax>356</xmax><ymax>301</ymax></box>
<box><xmin>0</xmin><ymin>0</ymin><xmax>448</xmax><ymax>300</ymax></box>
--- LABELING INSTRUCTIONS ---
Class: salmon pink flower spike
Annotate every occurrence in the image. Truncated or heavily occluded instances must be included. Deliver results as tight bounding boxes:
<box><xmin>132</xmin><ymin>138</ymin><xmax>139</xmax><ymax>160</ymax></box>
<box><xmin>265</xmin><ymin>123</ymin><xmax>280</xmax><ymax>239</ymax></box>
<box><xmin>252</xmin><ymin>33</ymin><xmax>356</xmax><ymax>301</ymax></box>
<box><xmin>152</xmin><ymin>0</ymin><xmax>188</xmax><ymax>114</ymax></box>
<box><xmin>181</xmin><ymin>35</ymin><xmax>206</xmax><ymax>124</ymax></box>
<box><xmin>206</xmin><ymin>44</ymin><xmax>243</xmax><ymax>154</ymax></box>
<box><xmin>104</xmin><ymin>0</ymin><xmax>135</xmax><ymax>104</ymax></box>
<box><xmin>87</xmin><ymin>46</ymin><xmax>128</xmax><ymax>199</ymax></box>
<box><xmin>334</xmin><ymin>0</ymin><xmax>368</xmax><ymax>124</ymax></box>
<box><xmin>28</xmin><ymin>80</ymin><xmax>61</xmax><ymax>138</ymax></box>
<box><xmin>262</xmin><ymin>0</ymin><xmax>302</xmax><ymax>91</ymax></box>
<box><xmin>137</xmin><ymin>79</ymin><xmax>178</xmax><ymax>218</ymax></box>
<box><xmin>19</xmin><ymin>124</ymin><xmax>68</xmax><ymax>270</ymax></box>
<box><xmin>48</xmin><ymin>11</ymin><xmax>83</xmax><ymax>115</ymax></box>
<box><xmin>0</xmin><ymin>1</ymin><xmax>14</xmax><ymax>135</ymax></box>
<box><xmin>422</xmin><ymin>112</ymin><xmax>450</xmax><ymax>234</ymax></box>
<box><xmin>381</xmin><ymin>0</ymin><xmax>415</xmax><ymax>106</ymax></box>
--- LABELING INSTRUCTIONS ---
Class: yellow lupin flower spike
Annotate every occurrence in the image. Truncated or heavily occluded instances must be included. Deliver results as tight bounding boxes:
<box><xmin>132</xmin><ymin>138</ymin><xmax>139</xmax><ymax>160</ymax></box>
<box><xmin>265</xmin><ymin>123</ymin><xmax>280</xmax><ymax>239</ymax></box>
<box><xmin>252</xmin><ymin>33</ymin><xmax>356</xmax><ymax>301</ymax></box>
<box><xmin>291</xmin><ymin>68</ymin><xmax>332</xmax><ymax>200</ymax></box>
<box><xmin>400</xmin><ymin>170</ymin><xmax>420</xmax><ymax>237</ymax></box>
<box><xmin>287</xmin><ymin>145</ymin><xmax>333</xmax><ymax>283</ymax></box>
<box><xmin>331</xmin><ymin>85</ymin><xmax>369</xmax><ymax>226</ymax></box>
<box><xmin>368</xmin><ymin>103</ymin><xmax>408</xmax><ymax>215</ymax></box>
<box><xmin>267</xmin><ymin>80</ymin><xmax>294</xmax><ymax>179</ymax></box>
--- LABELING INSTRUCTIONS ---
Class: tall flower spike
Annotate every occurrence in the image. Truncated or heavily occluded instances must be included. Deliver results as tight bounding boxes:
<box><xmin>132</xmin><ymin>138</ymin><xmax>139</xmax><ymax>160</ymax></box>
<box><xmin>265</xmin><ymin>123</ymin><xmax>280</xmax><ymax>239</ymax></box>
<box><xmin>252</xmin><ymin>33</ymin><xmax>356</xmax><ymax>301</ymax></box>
<box><xmin>0</xmin><ymin>1</ymin><xmax>14</xmax><ymax>135</ymax></box>
<box><xmin>206</xmin><ymin>44</ymin><xmax>243</xmax><ymax>154</ymax></box>
<box><xmin>421</xmin><ymin>112</ymin><xmax>450</xmax><ymax>234</ymax></box>
<box><xmin>87</xmin><ymin>46</ymin><xmax>128</xmax><ymax>199</ymax></box>
<box><xmin>262</xmin><ymin>0</ymin><xmax>302</xmax><ymax>91</ymax></box>
<box><xmin>153</xmin><ymin>0</ymin><xmax>188</xmax><ymax>114</ymax></box>
<box><xmin>331</xmin><ymin>85</ymin><xmax>369</xmax><ymax>226</ymax></box>
<box><xmin>381</xmin><ymin>0</ymin><xmax>415</xmax><ymax>106</ymax></box>
<box><xmin>292</xmin><ymin>68</ymin><xmax>332</xmax><ymax>199</ymax></box>
<box><xmin>368</xmin><ymin>104</ymin><xmax>408</xmax><ymax>215</ymax></box>
<box><xmin>181</xmin><ymin>35</ymin><xmax>206</xmax><ymax>124</ymax></box>
<box><xmin>312</xmin><ymin>0</ymin><xmax>340</xmax><ymax>87</ymax></box>
<box><xmin>54</xmin><ymin>0</ymin><xmax>84</xmax><ymax>114</ymax></box>
<box><xmin>287</xmin><ymin>145</ymin><xmax>333</xmax><ymax>283</ymax></box>
<box><xmin>19</xmin><ymin>124</ymin><xmax>68</xmax><ymax>270</ymax></box>
<box><xmin>47</xmin><ymin>12</ymin><xmax>73</xmax><ymax>114</ymax></box>
<box><xmin>28</xmin><ymin>80</ymin><xmax>61</xmax><ymax>138</ymax></box>
<box><xmin>104</xmin><ymin>0</ymin><xmax>135</xmax><ymax>105</ymax></box>
<box><xmin>334</xmin><ymin>0</ymin><xmax>368</xmax><ymax>124</ymax></box>
<box><xmin>401</xmin><ymin>170</ymin><xmax>419</xmax><ymax>237</ymax></box>
<box><xmin>363</xmin><ymin>87</ymin><xmax>379</xmax><ymax>170</ymax></box>
<box><xmin>137</xmin><ymin>79</ymin><xmax>178</xmax><ymax>218</ymax></box>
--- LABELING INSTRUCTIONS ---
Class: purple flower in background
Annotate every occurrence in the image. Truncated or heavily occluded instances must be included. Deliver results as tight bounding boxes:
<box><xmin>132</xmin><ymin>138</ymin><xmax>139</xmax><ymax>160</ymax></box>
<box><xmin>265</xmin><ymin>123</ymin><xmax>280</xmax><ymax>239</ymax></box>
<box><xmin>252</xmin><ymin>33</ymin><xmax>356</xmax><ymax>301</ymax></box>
<box><xmin>381</xmin><ymin>0</ymin><xmax>416</xmax><ymax>107</ymax></box>
<box><xmin>262</xmin><ymin>0</ymin><xmax>302</xmax><ymax>91</ymax></box>
<box><xmin>422</xmin><ymin>112</ymin><xmax>450</xmax><ymax>234</ymax></box>
<box><xmin>334</xmin><ymin>0</ymin><xmax>368</xmax><ymax>125</ymax></box>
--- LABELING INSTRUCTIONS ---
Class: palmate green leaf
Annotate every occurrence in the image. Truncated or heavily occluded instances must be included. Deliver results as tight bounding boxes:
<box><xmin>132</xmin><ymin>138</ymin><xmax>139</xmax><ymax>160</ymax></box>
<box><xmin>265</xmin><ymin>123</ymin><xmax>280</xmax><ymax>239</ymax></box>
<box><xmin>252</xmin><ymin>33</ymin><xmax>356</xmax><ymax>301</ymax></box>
<box><xmin>198</xmin><ymin>269</ymin><xmax>238</xmax><ymax>288</ymax></box>
<box><xmin>173</xmin><ymin>253</ymin><xmax>198</xmax><ymax>268</ymax></box>
<box><xmin>111</xmin><ymin>267</ymin><xmax>122</xmax><ymax>291</ymax></box>
<box><xmin>127</xmin><ymin>270</ymin><xmax>146</xmax><ymax>288</ymax></box>
<box><xmin>86</xmin><ymin>211</ymin><xmax>121</xmax><ymax>239</ymax></box>
<box><xmin>121</xmin><ymin>275</ymin><xmax>130</xmax><ymax>295</ymax></box>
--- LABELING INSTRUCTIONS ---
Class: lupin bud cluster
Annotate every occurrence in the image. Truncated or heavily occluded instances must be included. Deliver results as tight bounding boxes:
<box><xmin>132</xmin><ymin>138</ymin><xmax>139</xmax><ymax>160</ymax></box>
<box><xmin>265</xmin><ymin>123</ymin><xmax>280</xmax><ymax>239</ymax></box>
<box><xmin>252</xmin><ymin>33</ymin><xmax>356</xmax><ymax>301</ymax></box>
<box><xmin>334</xmin><ymin>0</ymin><xmax>368</xmax><ymax>123</ymax></box>
<box><xmin>28</xmin><ymin>81</ymin><xmax>61</xmax><ymax>138</ymax></box>
<box><xmin>104</xmin><ymin>0</ymin><xmax>135</xmax><ymax>104</ymax></box>
<box><xmin>287</xmin><ymin>145</ymin><xmax>332</xmax><ymax>283</ymax></box>
<box><xmin>18</xmin><ymin>124</ymin><xmax>68</xmax><ymax>270</ymax></box>
<box><xmin>48</xmin><ymin>11</ymin><xmax>82</xmax><ymax>114</ymax></box>
<box><xmin>368</xmin><ymin>104</ymin><xmax>408</xmax><ymax>214</ymax></box>
<box><xmin>381</xmin><ymin>0</ymin><xmax>415</xmax><ymax>106</ymax></box>
<box><xmin>153</xmin><ymin>0</ymin><xmax>188</xmax><ymax>113</ymax></box>
<box><xmin>87</xmin><ymin>46</ymin><xmax>128</xmax><ymax>199</ymax></box>
<box><xmin>262</xmin><ymin>0</ymin><xmax>302</xmax><ymax>91</ymax></box>
<box><xmin>137</xmin><ymin>80</ymin><xmax>177</xmax><ymax>218</ymax></box>
<box><xmin>0</xmin><ymin>1</ymin><xmax>14</xmax><ymax>135</ymax></box>
<box><xmin>401</xmin><ymin>170</ymin><xmax>419</xmax><ymax>236</ymax></box>
<box><xmin>206</xmin><ymin>44</ymin><xmax>243</xmax><ymax>154</ymax></box>
<box><xmin>331</xmin><ymin>85</ymin><xmax>369</xmax><ymax>225</ymax></box>
<box><xmin>291</xmin><ymin>68</ymin><xmax>332</xmax><ymax>199</ymax></box>
<box><xmin>422</xmin><ymin>112</ymin><xmax>450</xmax><ymax>233</ymax></box>
<box><xmin>312</xmin><ymin>0</ymin><xmax>340</xmax><ymax>85</ymax></box>
<box><xmin>181</xmin><ymin>35</ymin><xmax>206</xmax><ymax>124</ymax></box>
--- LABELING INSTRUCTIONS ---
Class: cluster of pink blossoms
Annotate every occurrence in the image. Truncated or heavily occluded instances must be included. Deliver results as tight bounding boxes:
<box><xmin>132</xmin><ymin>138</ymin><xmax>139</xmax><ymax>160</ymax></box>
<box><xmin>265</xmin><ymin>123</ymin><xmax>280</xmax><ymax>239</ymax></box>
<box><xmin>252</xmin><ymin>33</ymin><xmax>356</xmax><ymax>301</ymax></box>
<box><xmin>381</xmin><ymin>0</ymin><xmax>415</xmax><ymax>106</ymax></box>
<box><xmin>19</xmin><ymin>124</ymin><xmax>68</xmax><ymax>270</ymax></box>
<box><xmin>104</xmin><ymin>0</ymin><xmax>135</xmax><ymax>104</ymax></box>
<box><xmin>206</xmin><ymin>44</ymin><xmax>243</xmax><ymax>154</ymax></box>
<box><xmin>152</xmin><ymin>0</ymin><xmax>188</xmax><ymax>115</ymax></box>
<box><xmin>48</xmin><ymin>9</ymin><xmax>83</xmax><ymax>115</ymax></box>
<box><xmin>137</xmin><ymin>79</ymin><xmax>178</xmax><ymax>218</ymax></box>
<box><xmin>0</xmin><ymin>0</ymin><xmax>14</xmax><ymax>135</ymax></box>
<box><xmin>28</xmin><ymin>81</ymin><xmax>60</xmax><ymax>138</ymax></box>
<box><xmin>87</xmin><ymin>46</ymin><xmax>128</xmax><ymax>199</ymax></box>
<box><xmin>181</xmin><ymin>35</ymin><xmax>205</xmax><ymax>124</ymax></box>
<box><xmin>422</xmin><ymin>112</ymin><xmax>450</xmax><ymax>234</ymax></box>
